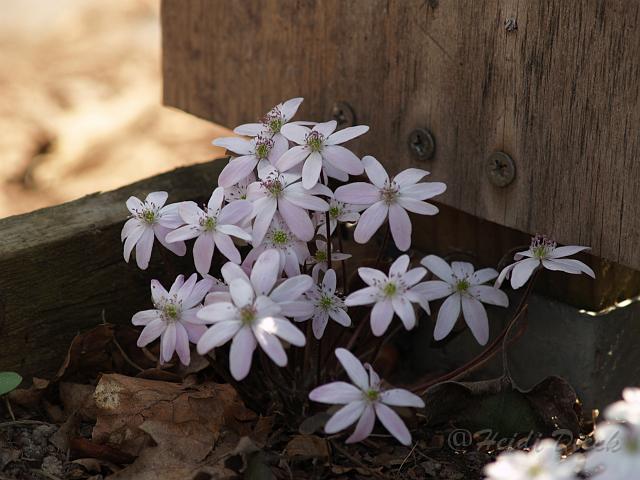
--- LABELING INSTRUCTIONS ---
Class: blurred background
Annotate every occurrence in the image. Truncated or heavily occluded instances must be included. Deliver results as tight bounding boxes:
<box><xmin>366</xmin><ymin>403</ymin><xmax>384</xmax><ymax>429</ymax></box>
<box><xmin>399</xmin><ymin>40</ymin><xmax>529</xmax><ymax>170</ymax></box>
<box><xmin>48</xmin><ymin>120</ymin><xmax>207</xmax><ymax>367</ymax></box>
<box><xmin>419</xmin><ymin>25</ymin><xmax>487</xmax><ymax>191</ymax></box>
<box><xmin>0</xmin><ymin>0</ymin><xmax>229</xmax><ymax>219</ymax></box>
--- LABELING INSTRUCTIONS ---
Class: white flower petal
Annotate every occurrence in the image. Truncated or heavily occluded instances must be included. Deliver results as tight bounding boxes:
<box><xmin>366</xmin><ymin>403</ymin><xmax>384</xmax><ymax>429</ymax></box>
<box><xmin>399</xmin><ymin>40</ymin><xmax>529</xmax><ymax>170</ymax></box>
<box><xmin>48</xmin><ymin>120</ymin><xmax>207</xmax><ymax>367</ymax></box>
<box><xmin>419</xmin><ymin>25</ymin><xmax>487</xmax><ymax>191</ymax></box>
<box><xmin>270</xmin><ymin>275</ymin><xmax>313</xmax><ymax>302</ymax></box>
<box><xmin>469</xmin><ymin>268</ymin><xmax>499</xmax><ymax>285</ymax></box>
<box><xmin>251</xmin><ymin>249</ymin><xmax>281</xmax><ymax>295</ymax></box>
<box><xmin>401</xmin><ymin>267</ymin><xmax>427</xmax><ymax>287</ymax></box>
<box><xmin>312</xmin><ymin>120</ymin><xmax>337</xmax><ymax>137</ymax></box>
<box><xmin>278</xmin><ymin>197</ymin><xmax>314</xmax><ymax>241</ymax></box>
<box><xmin>451</xmin><ymin>261</ymin><xmax>474</xmax><ymax>279</ymax></box>
<box><xmin>302</xmin><ymin>151</ymin><xmax>323</xmax><ymax>189</ymax></box>
<box><xmin>324</xmin><ymin>400</ymin><xmax>366</xmax><ymax>434</ymax></box>
<box><xmin>358</xmin><ymin>267</ymin><xmax>388</xmax><ymax>286</ymax></box>
<box><xmin>345</xmin><ymin>286</ymin><xmax>378</xmax><ymax>306</ymax></box>
<box><xmin>388</xmin><ymin>204</ymin><xmax>412</xmax><ymax>251</ymax></box>
<box><xmin>257</xmin><ymin>317</ymin><xmax>306</xmax><ymax>346</ymax></box>
<box><xmin>461</xmin><ymin>295</ymin><xmax>489</xmax><ymax>345</ymax></box>
<box><xmin>380</xmin><ymin>389</ymin><xmax>425</xmax><ymax>408</ymax></box>
<box><xmin>543</xmin><ymin>258</ymin><xmax>595</xmax><ymax>278</ymax></box>
<box><xmin>511</xmin><ymin>258</ymin><xmax>540</xmax><ymax>289</ymax></box>
<box><xmin>370</xmin><ymin>299</ymin><xmax>394</xmax><ymax>337</ymax></box>
<box><xmin>392</xmin><ymin>296</ymin><xmax>416</xmax><ymax>330</ymax></box>
<box><xmin>309</xmin><ymin>381</ymin><xmax>363</xmax><ymax>404</ymax></box>
<box><xmin>135</xmin><ymin>228</ymin><xmax>155</xmax><ymax>270</ymax></box>
<box><xmin>346</xmin><ymin>405</ymin><xmax>376</xmax><ymax>444</ymax></box>
<box><xmin>326</xmin><ymin>125</ymin><xmax>369</xmax><ymax>145</ymax></box>
<box><xmin>193</xmin><ymin>234</ymin><xmax>215</xmax><ymax>275</ymax></box>
<box><xmin>145</xmin><ymin>191</ymin><xmax>168</xmax><ymax>208</ymax></box>
<box><xmin>421</xmin><ymin>255</ymin><xmax>455</xmax><ymax>284</ymax></box>
<box><xmin>229</xmin><ymin>278</ymin><xmax>255</xmax><ymax>308</ymax></box>
<box><xmin>410</xmin><ymin>280</ymin><xmax>452</xmax><ymax>300</ymax></box>
<box><xmin>389</xmin><ymin>255</ymin><xmax>410</xmax><ymax>277</ymax></box>
<box><xmin>468</xmin><ymin>285</ymin><xmax>509</xmax><ymax>307</ymax></box>
<box><xmin>334</xmin><ymin>182</ymin><xmax>380</xmax><ymax>206</ymax></box>
<box><xmin>354</xmin><ymin>202</ymin><xmax>389</xmax><ymax>244</ymax></box>
<box><xmin>253</xmin><ymin>327</ymin><xmax>287</xmax><ymax>366</ymax></box>
<box><xmin>374</xmin><ymin>403</ymin><xmax>412</xmax><ymax>446</ymax></box>
<box><xmin>548</xmin><ymin>245</ymin><xmax>590</xmax><ymax>258</ymax></box>
<box><xmin>197</xmin><ymin>301</ymin><xmax>237</xmax><ymax>323</ymax></box>
<box><xmin>132</xmin><ymin>309</ymin><xmax>161</xmax><ymax>326</ymax></box>
<box><xmin>328</xmin><ymin>308</ymin><xmax>351</xmax><ymax>327</ymax></box>
<box><xmin>280</xmin><ymin>97</ymin><xmax>304</xmax><ymax>121</ymax></box>
<box><xmin>401</xmin><ymin>182</ymin><xmax>447</xmax><ymax>200</ymax></box>
<box><xmin>362</xmin><ymin>155</ymin><xmax>389</xmax><ymax>188</ymax></box>
<box><xmin>276</xmin><ymin>145</ymin><xmax>309</xmax><ymax>171</ymax></box>
<box><xmin>434</xmin><ymin>293</ymin><xmax>461</xmax><ymax>341</ymax></box>
<box><xmin>396</xmin><ymin>197</ymin><xmax>439</xmax><ymax>215</ymax></box>
<box><xmin>335</xmin><ymin>348</ymin><xmax>369</xmax><ymax>390</ymax></box>
<box><xmin>281</xmin><ymin>123</ymin><xmax>310</xmax><ymax>145</ymax></box>
<box><xmin>229</xmin><ymin>326</ymin><xmax>257</xmax><ymax>380</ymax></box>
<box><xmin>161</xmin><ymin>323</ymin><xmax>177</xmax><ymax>363</ymax></box>
<box><xmin>322</xmin><ymin>145</ymin><xmax>364</xmax><ymax>175</ymax></box>
<box><xmin>137</xmin><ymin>318</ymin><xmax>166</xmax><ymax>347</ymax></box>
<box><xmin>393</xmin><ymin>168</ymin><xmax>428</xmax><ymax>186</ymax></box>
<box><xmin>212</xmin><ymin>136</ymin><xmax>254</xmax><ymax>155</ymax></box>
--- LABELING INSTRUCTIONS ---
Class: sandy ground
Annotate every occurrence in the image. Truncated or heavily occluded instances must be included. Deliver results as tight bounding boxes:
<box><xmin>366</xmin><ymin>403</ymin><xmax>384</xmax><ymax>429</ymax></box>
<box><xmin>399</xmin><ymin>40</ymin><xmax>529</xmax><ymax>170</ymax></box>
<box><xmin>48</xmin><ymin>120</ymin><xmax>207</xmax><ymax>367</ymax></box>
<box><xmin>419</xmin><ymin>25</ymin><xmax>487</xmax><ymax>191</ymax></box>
<box><xmin>0</xmin><ymin>0</ymin><xmax>230</xmax><ymax>219</ymax></box>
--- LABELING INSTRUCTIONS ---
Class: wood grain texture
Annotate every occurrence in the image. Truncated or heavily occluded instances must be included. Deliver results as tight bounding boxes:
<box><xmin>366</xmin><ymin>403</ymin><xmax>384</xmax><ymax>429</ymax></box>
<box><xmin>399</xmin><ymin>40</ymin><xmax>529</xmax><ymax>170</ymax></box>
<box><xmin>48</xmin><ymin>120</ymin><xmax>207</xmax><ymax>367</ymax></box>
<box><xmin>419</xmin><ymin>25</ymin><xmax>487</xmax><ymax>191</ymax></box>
<box><xmin>0</xmin><ymin>160</ymin><xmax>226</xmax><ymax>379</ymax></box>
<box><xmin>162</xmin><ymin>0</ymin><xmax>640</xmax><ymax>270</ymax></box>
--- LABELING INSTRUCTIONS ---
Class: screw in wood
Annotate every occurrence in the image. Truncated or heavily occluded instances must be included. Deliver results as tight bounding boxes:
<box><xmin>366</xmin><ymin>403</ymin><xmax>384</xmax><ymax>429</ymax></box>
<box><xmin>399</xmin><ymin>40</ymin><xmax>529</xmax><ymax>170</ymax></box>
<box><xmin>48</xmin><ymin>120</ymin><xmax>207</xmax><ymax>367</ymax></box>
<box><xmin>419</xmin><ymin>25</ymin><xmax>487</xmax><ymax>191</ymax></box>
<box><xmin>331</xmin><ymin>101</ymin><xmax>356</xmax><ymax>128</ymax></box>
<box><xmin>408</xmin><ymin>128</ymin><xmax>435</xmax><ymax>161</ymax></box>
<box><xmin>486</xmin><ymin>151</ymin><xmax>516</xmax><ymax>187</ymax></box>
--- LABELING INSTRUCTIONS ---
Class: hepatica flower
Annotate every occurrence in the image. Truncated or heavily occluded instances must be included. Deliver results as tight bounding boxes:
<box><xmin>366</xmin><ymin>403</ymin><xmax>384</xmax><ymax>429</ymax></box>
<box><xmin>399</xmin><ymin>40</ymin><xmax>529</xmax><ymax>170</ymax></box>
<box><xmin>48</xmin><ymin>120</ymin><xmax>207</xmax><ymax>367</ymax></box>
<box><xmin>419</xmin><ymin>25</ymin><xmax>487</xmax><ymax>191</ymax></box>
<box><xmin>496</xmin><ymin>235</ymin><xmax>595</xmax><ymax>289</ymax></box>
<box><xmin>247</xmin><ymin>168</ymin><xmax>330</xmax><ymax>243</ymax></box>
<box><xmin>132</xmin><ymin>274</ymin><xmax>213</xmax><ymax>366</ymax></box>
<box><xmin>302</xmin><ymin>269</ymin><xmax>351</xmax><ymax>339</ymax></box>
<box><xmin>122</xmin><ymin>191</ymin><xmax>186</xmax><ymax>270</ymax></box>
<box><xmin>166</xmin><ymin>187</ymin><xmax>253</xmax><ymax>275</ymax></box>
<box><xmin>315</xmin><ymin>198</ymin><xmax>363</xmax><ymax>236</ymax></box>
<box><xmin>309</xmin><ymin>348</ymin><xmax>424</xmax><ymax>446</ymax></box>
<box><xmin>605</xmin><ymin>387</ymin><xmax>640</xmax><ymax>425</ymax></box>
<box><xmin>419</xmin><ymin>255</ymin><xmax>508</xmax><ymax>345</ymax></box>
<box><xmin>278</xmin><ymin>120</ymin><xmax>368</xmax><ymax>189</ymax></box>
<box><xmin>346</xmin><ymin>255</ymin><xmax>428</xmax><ymax>336</ymax></box>
<box><xmin>196</xmin><ymin>249</ymin><xmax>313</xmax><ymax>380</ymax></box>
<box><xmin>484</xmin><ymin>439</ymin><xmax>582</xmax><ymax>480</ymax></box>
<box><xmin>234</xmin><ymin>97</ymin><xmax>304</xmax><ymax>141</ymax></box>
<box><xmin>214</xmin><ymin>134</ymin><xmax>289</xmax><ymax>188</ymax></box>
<box><xmin>307</xmin><ymin>239</ymin><xmax>351</xmax><ymax>278</ymax></box>
<box><xmin>243</xmin><ymin>215</ymin><xmax>309</xmax><ymax>277</ymax></box>
<box><xmin>335</xmin><ymin>156</ymin><xmax>446</xmax><ymax>251</ymax></box>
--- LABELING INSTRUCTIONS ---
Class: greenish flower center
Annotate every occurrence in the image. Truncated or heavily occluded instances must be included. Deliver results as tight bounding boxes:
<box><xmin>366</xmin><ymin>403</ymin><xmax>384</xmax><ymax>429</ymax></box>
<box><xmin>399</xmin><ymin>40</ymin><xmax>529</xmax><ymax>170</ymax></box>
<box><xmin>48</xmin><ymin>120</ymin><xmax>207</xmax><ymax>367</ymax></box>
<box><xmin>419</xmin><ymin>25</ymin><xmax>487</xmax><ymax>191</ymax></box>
<box><xmin>262</xmin><ymin>178</ymin><xmax>284</xmax><ymax>198</ymax></box>
<box><xmin>381</xmin><ymin>184</ymin><xmax>399</xmax><ymax>204</ymax></box>
<box><xmin>142</xmin><ymin>210</ymin><xmax>156</xmax><ymax>224</ymax></box>
<box><xmin>255</xmin><ymin>143</ymin><xmax>270</xmax><ymax>159</ymax></box>
<box><xmin>456</xmin><ymin>279</ymin><xmax>470</xmax><ymax>292</ymax></box>
<box><xmin>203</xmin><ymin>216</ymin><xmax>217</xmax><ymax>231</ymax></box>
<box><xmin>318</xmin><ymin>294</ymin><xmax>333</xmax><ymax>310</ymax></box>
<box><xmin>530</xmin><ymin>234</ymin><xmax>556</xmax><ymax>259</ymax></box>
<box><xmin>306</xmin><ymin>131</ymin><xmax>324</xmax><ymax>152</ymax></box>
<box><xmin>328</xmin><ymin>205</ymin><xmax>342</xmax><ymax>219</ymax></box>
<box><xmin>272</xmin><ymin>230</ymin><xmax>288</xmax><ymax>245</ymax></box>
<box><xmin>383</xmin><ymin>282</ymin><xmax>397</xmax><ymax>297</ymax></box>
<box><xmin>365</xmin><ymin>389</ymin><xmax>379</xmax><ymax>401</ymax></box>
<box><xmin>240</xmin><ymin>306</ymin><xmax>256</xmax><ymax>325</ymax></box>
<box><xmin>269</xmin><ymin>118</ymin><xmax>283</xmax><ymax>134</ymax></box>
<box><xmin>527</xmin><ymin>465</ymin><xmax>543</xmax><ymax>477</ymax></box>
<box><xmin>627</xmin><ymin>438</ymin><xmax>639</xmax><ymax>453</ymax></box>
<box><xmin>315</xmin><ymin>250</ymin><xmax>327</xmax><ymax>262</ymax></box>
<box><xmin>163</xmin><ymin>303</ymin><xmax>180</xmax><ymax>322</ymax></box>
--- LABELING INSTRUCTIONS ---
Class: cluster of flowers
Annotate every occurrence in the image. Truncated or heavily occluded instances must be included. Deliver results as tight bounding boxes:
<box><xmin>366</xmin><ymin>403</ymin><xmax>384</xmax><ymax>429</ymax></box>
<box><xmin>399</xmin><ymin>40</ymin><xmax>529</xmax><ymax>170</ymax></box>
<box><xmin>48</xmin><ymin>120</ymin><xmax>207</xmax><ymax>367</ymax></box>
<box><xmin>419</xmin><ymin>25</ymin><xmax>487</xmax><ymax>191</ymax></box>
<box><xmin>485</xmin><ymin>388</ymin><xmax>640</xmax><ymax>479</ymax></box>
<box><xmin>121</xmin><ymin>98</ymin><xmax>595</xmax><ymax>447</ymax></box>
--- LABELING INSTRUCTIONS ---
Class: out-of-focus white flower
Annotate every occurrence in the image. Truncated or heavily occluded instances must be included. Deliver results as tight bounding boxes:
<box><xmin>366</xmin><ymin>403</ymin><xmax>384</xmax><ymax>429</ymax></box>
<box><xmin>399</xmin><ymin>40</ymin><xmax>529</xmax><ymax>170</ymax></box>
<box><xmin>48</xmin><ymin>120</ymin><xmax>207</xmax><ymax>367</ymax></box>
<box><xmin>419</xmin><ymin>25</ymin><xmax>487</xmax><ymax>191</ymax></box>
<box><xmin>243</xmin><ymin>215</ymin><xmax>309</xmax><ymax>277</ymax></box>
<box><xmin>585</xmin><ymin>422</ymin><xmax>640</xmax><ymax>479</ymax></box>
<box><xmin>306</xmin><ymin>239</ymin><xmax>351</xmax><ymax>278</ymax></box>
<box><xmin>213</xmin><ymin>134</ymin><xmax>289</xmax><ymax>188</ymax></box>
<box><xmin>417</xmin><ymin>255</ymin><xmax>508</xmax><ymax>345</ymax></box>
<box><xmin>605</xmin><ymin>388</ymin><xmax>640</xmax><ymax>425</ymax></box>
<box><xmin>196</xmin><ymin>249</ymin><xmax>312</xmax><ymax>380</ymax></box>
<box><xmin>121</xmin><ymin>191</ymin><xmax>186</xmax><ymax>270</ymax></box>
<box><xmin>277</xmin><ymin>121</ymin><xmax>368</xmax><ymax>189</ymax></box>
<box><xmin>247</xmin><ymin>167</ymin><xmax>330</xmax><ymax>244</ymax></box>
<box><xmin>132</xmin><ymin>274</ymin><xmax>213</xmax><ymax>366</ymax></box>
<box><xmin>301</xmin><ymin>269</ymin><xmax>351</xmax><ymax>339</ymax></box>
<box><xmin>309</xmin><ymin>348</ymin><xmax>424</xmax><ymax>446</ymax></box>
<box><xmin>165</xmin><ymin>187</ymin><xmax>253</xmax><ymax>274</ymax></box>
<box><xmin>496</xmin><ymin>235</ymin><xmax>595</xmax><ymax>289</ymax></box>
<box><xmin>234</xmin><ymin>97</ymin><xmax>304</xmax><ymax>141</ymax></box>
<box><xmin>334</xmin><ymin>156</ymin><xmax>446</xmax><ymax>251</ymax></box>
<box><xmin>314</xmin><ymin>198</ymin><xmax>363</xmax><ymax>236</ymax></box>
<box><xmin>345</xmin><ymin>255</ymin><xmax>428</xmax><ymax>336</ymax></box>
<box><xmin>484</xmin><ymin>440</ymin><xmax>582</xmax><ymax>480</ymax></box>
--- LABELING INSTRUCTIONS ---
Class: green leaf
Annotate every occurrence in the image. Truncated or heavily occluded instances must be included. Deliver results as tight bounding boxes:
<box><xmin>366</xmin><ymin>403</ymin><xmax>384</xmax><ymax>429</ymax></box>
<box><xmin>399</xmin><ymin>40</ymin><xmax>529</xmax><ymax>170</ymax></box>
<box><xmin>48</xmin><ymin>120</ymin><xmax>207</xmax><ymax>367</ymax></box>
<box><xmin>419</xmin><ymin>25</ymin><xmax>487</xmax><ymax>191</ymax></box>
<box><xmin>0</xmin><ymin>372</ymin><xmax>22</xmax><ymax>396</ymax></box>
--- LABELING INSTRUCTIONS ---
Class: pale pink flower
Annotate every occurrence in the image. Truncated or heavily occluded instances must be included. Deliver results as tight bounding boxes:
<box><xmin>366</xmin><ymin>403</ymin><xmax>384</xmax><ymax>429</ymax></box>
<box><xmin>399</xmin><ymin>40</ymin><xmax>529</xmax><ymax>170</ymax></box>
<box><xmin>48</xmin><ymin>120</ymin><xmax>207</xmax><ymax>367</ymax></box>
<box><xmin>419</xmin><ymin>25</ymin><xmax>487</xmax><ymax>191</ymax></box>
<box><xmin>496</xmin><ymin>235</ymin><xmax>595</xmax><ymax>289</ymax></box>
<box><xmin>314</xmin><ymin>198</ymin><xmax>363</xmax><ymax>236</ymax></box>
<box><xmin>418</xmin><ymin>255</ymin><xmax>508</xmax><ymax>345</ymax></box>
<box><xmin>584</xmin><ymin>422</ymin><xmax>639</xmax><ymax>479</ymax></box>
<box><xmin>121</xmin><ymin>191</ymin><xmax>187</xmax><ymax>270</ymax></box>
<box><xmin>233</xmin><ymin>97</ymin><xmax>304</xmax><ymax>141</ymax></box>
<box><xmin>277</xmin><ymin>120</ymin><xmax>368</xmax><ymax>189</ymax></box>
<box><xmin>309</xmin><ymin>348</ymin><xmax>424</xmax><ymax>446</ymax></box>
<box><xmin>307</xmin><ymin>239</ymin><xmax>351</xmax><ymax>278</ymax></box>
<box><xmin>132</xmin><ymin>274</ymin><xmax>213</xmax><ymax>365</ymax></box>
<box><xmin>243</xmin><ymin>215</ymin><xmax>309</xmax><ymax>277</ymax></box>
<box><xmin>484</xmin><ymin>439</ymin><xmax>582</xmax><ymax>480</ymax></box>
<box><xmin>345</xmin><ymin>255</ymin><xmax>428</xmax><ymax>336</ymax></box>
<box><xmin>165</xmin><ymin>187</ymin><xmax>253</xmax><ymax>275</ymax></box>
<box><xmin>334</xmin><ymin>156</ymin><xmax>446</xmax><ymax>251</ymax></box>
<box><xmin>213</xmin><ymin>133</ymin><xmax>289</xmax><ymax>188</ymax></box>
<box><xmin>196</xmin><ymin>249</ymin><xmax>313</xmax><ymax>380</ymax></box>
<box><xmin>301</xmin><ymin>269</ymin><xmax>351</xmax><ymax>339</ymax></box>
<box><xmin>246</xmin><ymin>167</ymin><xmax>330</xmax><ymax>244</ymax></box>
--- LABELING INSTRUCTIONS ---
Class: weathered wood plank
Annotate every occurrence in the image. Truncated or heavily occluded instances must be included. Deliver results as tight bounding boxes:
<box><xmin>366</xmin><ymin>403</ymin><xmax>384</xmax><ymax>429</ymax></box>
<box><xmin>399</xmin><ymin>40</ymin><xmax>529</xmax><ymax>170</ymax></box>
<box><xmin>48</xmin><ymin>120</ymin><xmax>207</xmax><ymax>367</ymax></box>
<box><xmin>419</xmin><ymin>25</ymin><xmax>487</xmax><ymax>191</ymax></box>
<box><xmin>0</xmin><ymin>160</ymin><xmax>226</xmax><ymax>379</ymax></box>
<box><xmin>161</xmin><ymin>0</ymin><xmax>640</xmax><ymax>271</ymax></box>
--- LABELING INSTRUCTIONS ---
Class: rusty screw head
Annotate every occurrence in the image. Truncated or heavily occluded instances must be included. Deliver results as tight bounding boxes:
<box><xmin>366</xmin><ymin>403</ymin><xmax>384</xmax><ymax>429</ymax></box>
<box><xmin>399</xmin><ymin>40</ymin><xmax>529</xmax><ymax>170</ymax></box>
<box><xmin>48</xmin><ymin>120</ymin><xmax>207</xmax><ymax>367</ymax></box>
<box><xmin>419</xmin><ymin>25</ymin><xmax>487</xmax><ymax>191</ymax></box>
<box><xmin>486</xmin><ymin>151</ymin><xmax>516</xmax><ymax>187</ymax></box>
<box><xmin>331</xmin><ymin>101</ymin><xmax>356</xmax><ymax>128</ymax></box>
<box><xmin>408</xmin><ymin>128</ymin><xmax>435</xmax><ymax>161</ymax></box>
